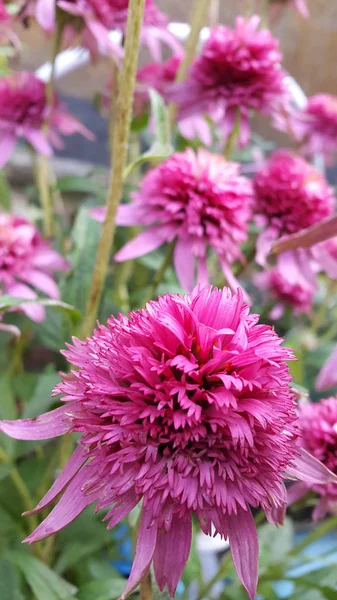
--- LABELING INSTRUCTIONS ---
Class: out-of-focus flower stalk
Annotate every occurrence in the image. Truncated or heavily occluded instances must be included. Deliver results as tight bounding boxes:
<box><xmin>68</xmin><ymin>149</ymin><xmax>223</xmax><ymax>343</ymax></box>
<box><xmin>82</xmin><ymin>0</ymin><xmax>146</xmax><ymax>338</ymax></box>
<box><xmin>168</xmin><ymin>0</ymin><xmax>210</xmax><ymax>129</ymax></box>
<box><xmin>36</xmin><ymin>24</ymin><xmax>63</xmax><ymax>238</ymax></box>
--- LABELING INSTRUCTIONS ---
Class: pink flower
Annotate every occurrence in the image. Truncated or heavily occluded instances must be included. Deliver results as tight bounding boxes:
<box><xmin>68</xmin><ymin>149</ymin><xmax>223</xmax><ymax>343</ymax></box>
<box><xmin>31</xmin><ymin>0</ymin><xmax>180</xmax><ymax>61</ymax></box>
<box><xmin>293</xmin><ymin>94</ymin><xmax>337</xmax><ymax>162</ymax></box>
<box><xmin>254</xmin><ymin>150</ymin><xmax>335</xmax><ymax>266</ymax></box>
<box><xmin>96</xmin><ymin>150</ymin><xmax>254</xmax><ymax>292</ymax></box>
<box><xmin>0</xmin><ymin>71</ymin><xmax>94</xmax><ymax>168</ymax></box>
<box><xmin>0</xmin><ymin>213</ymin><xmax>69</xmax><ymax>322</ymax></box>
<box><xmin>289</xmin><ymin>397</ymin><xmax>337</xmax><ymax>519</ymax></box>
<box><xmin>255</xmin><ymin>266</ymin><xmax>314</xmax><ymax>319</ymax></box>
<box><xmin>168</xmin><ymin>17</ymin><xmax>289</xmax><ymax>147</ymax></box>
<box><xmin>1</xmin><ymin>285</ymin><xmax>335</xmax><ymax>598</ymax></box>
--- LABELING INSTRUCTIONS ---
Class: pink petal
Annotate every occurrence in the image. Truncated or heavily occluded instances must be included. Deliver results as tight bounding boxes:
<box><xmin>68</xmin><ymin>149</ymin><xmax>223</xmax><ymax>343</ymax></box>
<box><xmin>153</xmin><ymin>513</ymin><xmax>192</xmax><ymax>596</ymax></box>
<box><xmin>24</xmin><ymin>446</ymin><xmax>87</xmax><ymax>516</ymax></box>
<box><xmin>295</xmin><ymin>0</ymin><xmax>309</xmax><ymax>17</ymax></box>
<box><xmin>120</xmin><ymin>509</ymin><xmax>158</xmax><ymax>600</ymax></box>
<box><xmin>24</xmin><ymin>464</ymin><xmax>99</xmax><ymax>543</ymax></box>
<box><xmin>6</xmin><ymin>282</ymin><xmax>45</xmax><ymax>323</ymax></box>
<box><xmin>197</xmin><ymin>255</ymin><xmax>209</xmax><ymax>287</ymax></box>
<box><xmin>0</xmin><ymin>405</ymin><xmax>75</xmax><ymax>440</ymax></box>
<box><xmin>312</xmin><ymin>496</ymin><xmax>328</xmax><ymax>521</ymax></box>
<box><xmin>35</xmin><ymin>0</ymin><xmax>55</xmax><ymax>32</ymax></box>
<box><xmin>256</xmin><ymin>227</ymin><xmax>279</xmax><ymax>267</ymax></box>
<box><xmin>30</xmin><ymin>248</ymin><xmax>70</xmax><ymax>271</ymax></box>
<box><xmin>287</xmin><ymin>448</ymin><xmax>337</xmax><ymax>485</ymax></box>
<box><xmin>287</xmin><ymin>481</ymin><xmax>309</xmax><ymax>505</ymax></box>
<box><xmin>19</xmin><ymin>270</ymin><xmax>60</xmax><ymax>300</ymax></box>
<box><xmin>53</xmin><ymin>111</ymin><xmax>95</xmax><ymax>140</ymax></box>
<box><xmin>264</xmin><ymin>503</ymin><xmax>286</xmax><ymax>526</ymax></box>
<box><xmin>103</xmin><ymin>490</ymin><xmax>139</xmax><ymax>530</ymax></box>
<box><xmin>173</xmin><ymin>237</ymin><xmax>195</xmax><ymax>291</ymax></box>
<box><xmin>0</xmin><ymin>133</ymin><xmax>16</xmax><ymax>168</ymax></box>
<box><xmin>273</xmin><ymin>215</ymin><xmax>337</xmax><ymax>254</ymax></box>
<box><xmin>316</xmin><ymin>345</ymin><xmax>337</xmax><ymax>391</ymax></box>
<box><xmin>90</xmin><ymin>207</ymin><xmax>106</xmax><ymax>223</ymax></box>
<box><xmin>25</xmin><ymin>129</ymin><xmax>53</xmax><ymax>157</ymax></box>
<box><xmin>86</xmin><ymin>20</ymin><xmax>124</xmax><ymax>61</ymax></box>
<box><xmin>228</xmin><ymin>506</ymin><xmax>258</xmax><ymax>600</ymax></box>
<box><xmin>115</xmin><ymin>226</ymin><xmax>175</xmax><ymax>262</ymax></box>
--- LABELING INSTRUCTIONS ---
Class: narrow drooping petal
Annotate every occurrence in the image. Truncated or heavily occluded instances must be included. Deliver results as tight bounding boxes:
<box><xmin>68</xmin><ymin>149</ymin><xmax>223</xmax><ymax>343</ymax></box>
<box><xmin>154</xmin><ymin>513</ymin><xmax>192</xmax><ymax>596</ymax></box>
<box><xmin>0</xmin><ymin>134</ymin><xmax>16</xmax><ymax>168</ymax></box>
<box><xmin>227</xmin><ymin>507</ymin><xmax>259</xmax><ymax>600</ymax></box>
<box><xmin>287</xmin><ymin>481</ymin><xmax>309</xmax><ymax>506</ymax></box>
<box><xmin>115</xmin><ymin>226</ymin><xmax>175</xmax><ymax>262</ymax></box>
<box><xmin>316</xmin><ymin>346</ymin><xmax>337</xmax><ymax>391</ymax></box>
<box><xmin>24</xmin><ymin>446</ymin><xmax>88</xmax><ymax>516</ymax></box>
<box><xmin>173</xmin><ymin>238</ymin><xmax>195</xmax><ymax>292</ymax></box>
<box><xmin>0</xmin><ymin>405</ymin><xmax>76</xmax><ymax>440</ymax></box>
<box><xmin>120</xmin><ymin>509</ymin><xmax>158</xmax><ymax>600</ymax></box>
<box><xmin>287</xmin><ymin>448</ymin><xmax>337</xmax><ymax>485</ymax></box>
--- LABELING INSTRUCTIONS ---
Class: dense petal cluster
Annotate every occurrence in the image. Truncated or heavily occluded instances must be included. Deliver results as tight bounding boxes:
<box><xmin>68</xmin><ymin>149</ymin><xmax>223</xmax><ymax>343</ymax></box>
<box><xmin>0</xmin><ymin>71</ymin><xmax>94</xmax><ymax>168</ymax></box>
<box><xmin>294</xmin><ymin>94</ymin><xmax>337</xmax><ymax>161</ymax></box>
<box><xmin>105</xmin><ymin>150</ymin><xmax>253</xmax><ymax>291</ymax></box>
<box><xmin>168</xmin><ymin>17</ymin><xmax>289</xmax><ymax>146</ymax></box>
<box><xmin>290</xmin><ymin>398</ymin><xmax>337</xmax><ymax>519</ymax></box>
<box><xmin>0</xmin><ymin>213</ymin><xmax>69</xmax><ymax>321</ymax></box>
<box><xmin>256</xmin><ymin>266</ymin><xmax>314</xmax><ymax>319</ymax></box>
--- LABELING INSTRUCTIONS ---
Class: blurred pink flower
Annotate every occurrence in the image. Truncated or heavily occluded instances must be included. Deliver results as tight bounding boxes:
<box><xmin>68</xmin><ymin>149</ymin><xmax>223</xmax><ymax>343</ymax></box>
<box><xmin>136</xmin><ymin>55</ymin><xmax>212</xmax><ymax>145</ymax></box>
<box><xmin>94</xmin><ymin>150</ymin><xmax>253</xmax><ymax>292</ymax></box>
<box><xmin>316</xmin><ymin>345</ymin><xmax>337</xmax><ymax>392</ymax></box>
<box><xmin>255</xmin><ymin>266</ymin><xmax>314</xmax><ymax>319</ymax></box>
<box><xmin>1</xmin><ymin>285</ymin><xmax>335</xmax><ymax>598</ymax></box>
<box><xmin>268</xmin><ymin>0</ymin><xmax>309</xmax><ymax>21</ymax></box>
<box><xmin>293</xmin><ymin>94</ymin><xmax>337</xmax><ymax>162</ymax></box>
<box><xmin>289</xmin><ymin>397</ymin><xmax>337</xmax><ymax>519</ymax></box>
<box><xmin>254</xmin><ymin>150</ymin><xmax>335</xmax><ymax>267</ymax></box>
<box><xmin>31</xmin><ymin>0</ymin><xmax>180</xmax><ymax>61</ymax></box>
<box><xmin>0</xmin><ymin>71</ymin><xmax>94</xmax><ymax>168</ymax></box>
<box><xmin>168</xmin><ymin>17</ymin><xmax>289</xmax><ymax>147</ymax></box>
<box><xmin>0</xmin><ymin>213</ymin><xmax>69</xmax><ymax>322</ymax></box>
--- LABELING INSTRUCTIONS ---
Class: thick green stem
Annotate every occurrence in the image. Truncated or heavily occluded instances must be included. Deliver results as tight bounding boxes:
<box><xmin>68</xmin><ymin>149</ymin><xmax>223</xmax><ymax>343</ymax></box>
<box><xmin>82</xmin><ymin>0</ymin><xmax>146</xmax><ymax>337</ymax></box>
<box><xmin>168</xmin><ymin>0</ymin><xmax>210</xmax><ymax>129</ymax></box>
<box><xmin>145</xmin><ymin>241</ymin><xmax>175</xmax><ymax>304</ymax></box>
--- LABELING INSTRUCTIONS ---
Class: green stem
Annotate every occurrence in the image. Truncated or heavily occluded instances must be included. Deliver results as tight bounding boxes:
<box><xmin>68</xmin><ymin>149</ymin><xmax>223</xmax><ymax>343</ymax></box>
<box><xmin>289</xmin><ymin>515</ymin><xmax>337</xmax><ymax>557</ymax></box>
<box><xmin>168</xmin><ymin>0</ymin><xmax>210</xmax><ymax>129</ymax></box>
<box><xmin>145</xmin><ymin>241</ymin><xmax>175</xmax><ymax>304</ymax></box>
<box><xmin>224</xmin><ymin>109</ymin><xmax>240</xmax><ymax>160</ymax></box>
<box><xmin>82</xmin><ymin>0</ymin><xmax>146</xmax><ymax>338</ymax></box>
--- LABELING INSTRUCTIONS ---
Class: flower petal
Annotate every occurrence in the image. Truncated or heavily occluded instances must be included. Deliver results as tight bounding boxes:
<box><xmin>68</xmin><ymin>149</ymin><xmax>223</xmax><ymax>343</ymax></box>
<box><xmin>24</xmin><ymin>465</ymin><xmax>99</xmax><ymax>543</ymax></box>
<box><xmin>23</xmin><ymin>446</ymin><xmax>87</xmax><ymax>516</ymax></box>
<box><xmin>0</xmin><ymin>134</ymin><xmax>16</xmax><ymax>168</ymax></box>
<box><xmin>19</xmin><ymin>269</ymin><xmax>60</xmax><ymax>300</ymax></box>
<box><xmin>228</xmin><ymin>506</ymin><xmax>258</xmax><ymax>600</ymax></box>
<box><xmin>287</xmin><ymin>448</ymin><xmax>337</xmax><ymax>485</ymax></box>
<box><xmin>0</xmin><ymin>405</ymin><xmax>76</xmax><ymax>440</ymax></box>
<box><xmin>120</xmin><ymin>509</ymin><xmax>158</xmax><ymax>600</ymax></box>
<box><xmin>316</xmin><ymin>345</ymin><xmax>337</xmax><ymax>391</ymax></box>
<box><xmin>174</xmin><ymin>237</ymin><xmax>195</xmax><ymax>292</ymax></box>
<box><xmin>35</xmin><ymin>0</ymin><xmax>55</xmax><ymax>31</ymax></box>
<box><xmin>287</xmin><ymin>481</ymin><xmax>309</xmax><ymax>506</ymax></box>
<box><xmin>153</xmin><ymin>513</ymin><xmax>192</xmax><ymax>596</ymax></box>
<box><xmin>115</xmin><ymin>226</ymin><xmax>174</xmax><ymax>262</ymax></box>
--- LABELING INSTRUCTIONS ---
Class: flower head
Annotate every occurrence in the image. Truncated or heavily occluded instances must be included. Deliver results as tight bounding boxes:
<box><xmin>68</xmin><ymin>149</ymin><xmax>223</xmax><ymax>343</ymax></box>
<box><xmin>168</xmin><ymin>17</ymin><xmax>289</xmax><ymax>146</ymax></box>
<box><xmin>100</xmin><ymin>149</ymin><xmax>253</xmax><ymax>292</ymax></box>
<box><xmin>0</xmin><ymin>213</ymin><xmax>69</xmax><ymax>322</ymax></box>
<box><xmin>0</xmin><ymin>70</ymin><xmax>94</xmax><ymax>168</ymax></box>
<box><xmin>289</xmin><ymin>397</ymin><xmax>337</xmax><ymax>519</ymax></box>
<box><xmin>255</xmin><ymin>266</ymin><xmax>314</xmax><ymax>319</ymax></box>
<box><xmin>1</xmin><ymin>286</ymin><xmax>335</xmax><ymax>598</ymax></box>
<box><xmin>294</xmin><ymin>94</ymin><xmax>337</xmax><ymax>161</ymax></box>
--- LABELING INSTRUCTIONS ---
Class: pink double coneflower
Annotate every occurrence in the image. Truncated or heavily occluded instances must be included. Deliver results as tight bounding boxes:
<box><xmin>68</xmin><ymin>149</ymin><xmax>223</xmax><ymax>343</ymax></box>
<box><xmin>1</xmin><ymin>285</ymin><xmax>336</xmax><ymax>598</ymax></box>
<box><xmin>92</xmin><ymin>149</ymin><xmax>254</xmax><ymax>292</ymax></box>
<box><xmin>0</xmin><ymin>213</ymin><xmax>69</xmax><ymax>322</ymax></box>
<box><xmin>0</xmin><ymin>70</ymin><xmax>94</xmax><ymax>168</ymax></box>
<box><xmin>294</xmin><ymin>94</ymin><xmax>337</xmax><ymax>162</ymax></box>
<box><xmin>168</xmin><ymin>17</ymin><xmax>289</xmax><ymax>147</ymax></box>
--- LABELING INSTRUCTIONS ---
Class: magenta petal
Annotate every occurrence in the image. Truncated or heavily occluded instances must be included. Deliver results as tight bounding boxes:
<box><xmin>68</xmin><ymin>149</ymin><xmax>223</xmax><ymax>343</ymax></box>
<box><xmin>24</xmin><ymin>129</ymin><xmax>53</xmax><ymax>157</ymax></box>
<box><xmin>19</xmin><ymin>269</ymin><xmax>60</xmax><ymax>300</ymax></box>
<box><xmin>104</xmin><ymin>491</ymin><xmax>139</xmax><ymax>530</ymax></box>
<box><xmin>120</xmin><ymin>510</ymin><xmax>158</xmax><ymax>600</ymax></box>
<box><xmin>287</xmin><ymin>481</ymin><xmax>309</xmax><ymax>506</ymax></box>
<box><xmin>287</xmin><ymin>448</ymin><xmax>337</xmax><ymax>484</ymax></box>
<box><xmin>153</xmin><ymin>513</ymin><xmax>192</xmax><ymax>596</ymax></box>
<box><xmin>24</xmin><ymin>446</ymin><xmax>87</xmax><ymax>516</ymax></box>
<box><xmin>0</xmin><ymin>133</ymin><xmax>16</xmax><ymax>168</ymax></box>
<box><xmin>90</xmin><ymin>206</ymin><xmax>106</xmax><ymax>223</ymax></box>
<box><xmin>228</xmin><ymin>507</ymin><xmax>258</xmax><ymax>600</ymax></box>
<box><xmin>312</xmin><ymin>496</ymin><xmax>328</xmax><ymax>520</ymax></box>
<box><xmin>0</xmin><ymin>405</ymin><xmax>75</xmax><ymax>440</ymax></box>
<box><xmin>174</xmin><ymin>238</ymin><xmax>195</xmax><ymax>292</ymax></box>
<box><xmin>316</xmin><ymin>345</ymin><xmax>337</xmax><ymax>391</ymax></box>
<box><xmin>264</xmin><ymin>503</ymin><xmax>286</xmax><ymax>526</ymax></box>
<box><xmin>24</xmin><ymin>465</ymin><xmax>99</xmax><ymax>543</ymax></box>
<box><xmin>115</xmin><ymin>226</ymin><xmax>174</xmax><ymax>262</ymax></box>
<box><xmin>35</xmin><ymin>0</ymin><xmax>55</xmax><ymax>31</ymax></box>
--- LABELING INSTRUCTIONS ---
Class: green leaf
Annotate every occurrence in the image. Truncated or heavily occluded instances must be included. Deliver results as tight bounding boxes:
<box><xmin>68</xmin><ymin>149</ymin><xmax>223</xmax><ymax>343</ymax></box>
<box><xmin>0</xmin><ymin>464</ymin><xmax>10</xmax><ymax>481</ymax></box>
<box><xmin>0</xmin><ymin>171</ymin><xmax>11</xmax><ymax>210</ymax></box>
<box><xmin>0</xmin><ymin>296</ymin><xmax>81</xmax><ymax>326</ymax></box>
<box><xmin>149</xmin><ymin>89</ymin><xmax>171</xmax><ymax>147</ymax></box>
<box><xmin>22</xmin><ymin>368</ymin><xmax>60</xmax><ymax>419</ymax></box>
<box><xmin>0</xmin><ymin>374</ymin><xmax>17</xmax><ymax>457</ymax></box>
<box><xmin>56</xmin><ymin>175</ymin><xmax>104</xmax><ymax>197</ymax></box>
<box><xmin>9</xmin><ymin>552</ymin><xmax>77</xmax><ymax>600</ymax></box>
<box><xmin>0</xmin><ymin>558</ymin><xmax>23</xmax><ymax>600</ymax></box>
<box><xmin>78</xmin><ymin>578</ymin><xmax>126</xmax><ymax>600</ymax></box>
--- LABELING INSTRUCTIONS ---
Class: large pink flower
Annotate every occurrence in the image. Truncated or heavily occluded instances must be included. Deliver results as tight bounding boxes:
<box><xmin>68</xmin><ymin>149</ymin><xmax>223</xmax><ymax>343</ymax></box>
<box><xmin>95</xmin><ymin>150</ymin><xmax>254</xmax><ymax>292</ymax></box>
<box><xmin>0</xmin><ymin>70</ymin><xmax>94</xmax><ymax>168</ymax></box>
<box><xmin>0</xmin><ymin>213</ymin><xmax>69</xmax><ymax>322</ymax></box>
<box><xmin>0</xmin><ymin>285</ymin><xmax>335</xmax><ymax>598</ymax></box>
<box><xmin>255</xmin><ymin>266</ymin><xmax>314</xmax><ymax>319</ymax></box>
<box><xmin>168</xmin><ymin>17</ymin><xmax>289</xmax><ymax>146</ymax></box>
<box><xmin>289</xmin><ymin>397</ymin><xmax>337</xmax><ymax>519</ymax></box>
<box><xmin>31</xmin><ymin>0</ymin><xmax>180</xmax><ymax>61</ymax></box>
<box><xmin>293</xmin><ymin>94</ymin><xmax>337</xmax><ymax>161</ymax></box>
